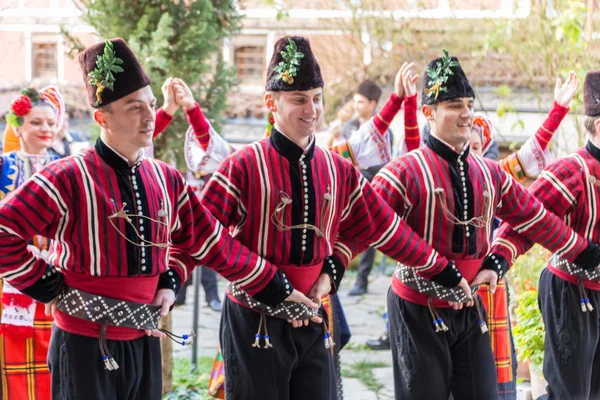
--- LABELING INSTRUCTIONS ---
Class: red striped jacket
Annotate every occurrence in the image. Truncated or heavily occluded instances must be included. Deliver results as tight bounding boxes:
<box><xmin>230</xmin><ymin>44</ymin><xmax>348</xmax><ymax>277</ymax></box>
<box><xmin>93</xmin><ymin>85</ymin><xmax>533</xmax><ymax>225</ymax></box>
<box><xmin>200</xmin><ymin>128</ymin><xmax>453</xmax><ymax>295</ymax></box>
<box><xmin>372</xmin><ymin>137</ymin><xmax>588</xmax><ymax>305</ymax></box>
<box><xmin>491</xmin><ymin>141</ymin><xmax>600</xmax><ymax>290</ymax></box>
<box><xmin>0</xmin><ymin>140</ymin><xmax>286</xmax><ymax>339</ymax></box>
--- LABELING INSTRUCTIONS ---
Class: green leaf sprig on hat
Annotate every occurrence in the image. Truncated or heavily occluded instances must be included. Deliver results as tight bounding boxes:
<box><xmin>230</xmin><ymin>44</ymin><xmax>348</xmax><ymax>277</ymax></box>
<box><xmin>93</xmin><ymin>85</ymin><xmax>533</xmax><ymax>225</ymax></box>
<box><xmin>424</xmin><ymin>49</ymin><xmax>460</xmax><ymax>100</ymax></box>
<box><xmin>88</xmin><ymin>40</ymin><xmax>125</xmax><ymax>106</ymax></box>
<box><xmin>273</xmin><ymin>38</ymin><xmax>304</xmax><ymax>85</ymax></box>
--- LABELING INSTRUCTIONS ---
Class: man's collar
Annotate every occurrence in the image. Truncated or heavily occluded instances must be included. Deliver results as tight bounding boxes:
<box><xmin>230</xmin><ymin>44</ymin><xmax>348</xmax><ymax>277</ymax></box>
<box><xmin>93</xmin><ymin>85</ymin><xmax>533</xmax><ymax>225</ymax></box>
<box><xmin>586</xmin><ymin>139</ymin><xmax>600</xmax><ymax>164</ymax></box>
<box><xmin>269</xmin><ymin>126</ymin><xmax>316</xmax><ymax>162</ymax></box>
<box><xmin>95</xmin><ymin>137</ymin><xmax>144</xmax><ymax>172</ymax></box>
<box><xmin>426</xmin><ymin>134</ymin><xmax>470</xmax><ymax>162</ymax></box>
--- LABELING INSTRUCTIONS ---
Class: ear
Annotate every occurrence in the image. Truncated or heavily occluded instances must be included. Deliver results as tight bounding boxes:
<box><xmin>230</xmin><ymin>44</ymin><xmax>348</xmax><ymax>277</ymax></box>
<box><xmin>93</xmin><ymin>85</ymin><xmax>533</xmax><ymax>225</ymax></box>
<box><xmin>595</xmin><ymin>118</ymin><xmax>600</xmax><ymax>136</ymax></box>
<box><xmin>93</xmin><ymin>109</ymin><xmax>109</xmax><ymax>130</ymax></box>
<box><xmin>264</xmin><ymin>93</ymin><xmax>277</xmax><ymax>113</ymax></box>
<box><xmin>422</xmin><ymin>104</ymin><xmax>435</xmax><ymax>120</ymax></box>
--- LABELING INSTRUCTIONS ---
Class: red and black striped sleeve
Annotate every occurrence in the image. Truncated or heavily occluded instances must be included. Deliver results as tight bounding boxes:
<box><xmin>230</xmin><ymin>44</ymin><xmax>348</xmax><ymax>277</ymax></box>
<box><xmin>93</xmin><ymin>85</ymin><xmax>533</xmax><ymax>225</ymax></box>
<box><xmin>372</xmin><ymin>93</ymin><xmax>403</xmax><ymax>135</ymax></box>
<box><xmin>403</xmin><ymin>94</ymin><xmax>421</xmax><ymax>152</ymax></box>
<box><xmin>167</xmin><ymin>166</ymin><xmax>290</xmax><ymax>306</ymax></box>
<box><xmin>325</xmin><ymin>158</ymin><xmax>454</xmax><ymax>289</ymax></box>
<box><xmin>0</xmin><ymin>161</ymin><xmax>69</xmax><ymax>302</ymax></box>
<box><xmin>487</xmin><ymin>158</ymin><xmax>597</xmax><ymax>276</ymax></box>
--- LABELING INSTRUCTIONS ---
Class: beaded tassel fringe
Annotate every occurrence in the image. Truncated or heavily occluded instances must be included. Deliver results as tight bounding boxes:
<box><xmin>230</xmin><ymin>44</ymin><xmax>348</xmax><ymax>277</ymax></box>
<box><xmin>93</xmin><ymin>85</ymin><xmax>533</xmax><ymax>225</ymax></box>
<box><xmin>99</xmin><ymin>322</ymin><xmax>195</xmax><ymax>371</ymax></box>
<box><xmin>252</xmin><ymin>313</ymin><xmax>273</xmax><ymax>349</ymax></box>
<box><xmin>427</xmin><ymin>297</ymin><xmax>449</xmax><ymax>333</ymax></box>
<box><xmin>578</xmin><ymin>278</ymin><xmax>594</xmax><ymax>312</ymax></box>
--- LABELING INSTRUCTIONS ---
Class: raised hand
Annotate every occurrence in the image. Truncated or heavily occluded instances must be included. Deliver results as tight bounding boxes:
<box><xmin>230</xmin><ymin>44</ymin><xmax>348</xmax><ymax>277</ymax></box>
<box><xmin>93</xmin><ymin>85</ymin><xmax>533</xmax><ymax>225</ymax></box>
<box><xmin>161</xmin><ymin>77</ymin><xmax>179</xmax><ymax>116</ymax></box>
<box><xmin>402</xmin><ymin>63</ymin><xmax>419</xmax><ymax>97</ymax></box>
<box><xmin>554</xmin><ymin>70</ymin><xmax>580</xmax><ymax>108</ymax></box>
<box><xmin>173</xmin><ymin>78</ymin><xmax>196</xmax><ymax>111</ymax></box>
<box><xmin>394</xmin><ymin>62</ymin><xmax>416</xmax><ymax>98</ymax></box>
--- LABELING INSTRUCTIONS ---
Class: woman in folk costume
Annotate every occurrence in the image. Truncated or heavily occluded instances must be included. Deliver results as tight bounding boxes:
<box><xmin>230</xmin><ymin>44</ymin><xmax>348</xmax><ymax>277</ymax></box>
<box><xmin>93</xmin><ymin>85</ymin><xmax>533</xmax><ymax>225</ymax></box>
<box><xmin>0</xmin><ymin>85</ymin><xmax>64</xmax><ymax>400</ymax></box>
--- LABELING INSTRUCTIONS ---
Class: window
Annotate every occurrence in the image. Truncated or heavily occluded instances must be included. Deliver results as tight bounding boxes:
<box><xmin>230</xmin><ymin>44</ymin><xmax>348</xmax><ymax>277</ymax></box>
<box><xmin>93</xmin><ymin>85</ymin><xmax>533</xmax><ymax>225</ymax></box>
<box><xmin>32</xmin><ymin>43</ymin><xmax>57</xmax><ymax>79</ymax></box>
<box><xmin>234</xmin><ymin>46</ymin><xmax>265</xmax><ymax>81</ymax></box>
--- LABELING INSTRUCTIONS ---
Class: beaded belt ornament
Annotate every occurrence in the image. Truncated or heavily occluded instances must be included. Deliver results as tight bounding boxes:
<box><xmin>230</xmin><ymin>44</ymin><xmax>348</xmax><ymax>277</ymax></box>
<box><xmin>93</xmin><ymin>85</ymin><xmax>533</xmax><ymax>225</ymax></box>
<box><xmin>394</xmin><ymin>264</ymin><xmax>486</xmax><ymax>334</ymax></box>
<box><xmin>550</xmin><ymin>253</ymin><xmax>600</xmax><ymax>281</ymax></box>
<box><xmin>394</xmin><ymin>263</ymin><xmax>479</xmax><ymax>303</ymax></box>
<box><xmin>227</xmin><ymin>283</ymin><xmax>318</xmax><ymax>320</ymax></box>
<box><xmin>227</xmin><ymin>283</ymin><xmax>334</xmax><ymax>349</ymax></box>
<box><xmin>56</xmin><ymin>287</ymin><xmax>194</xmax><ymax>370</ymax></box>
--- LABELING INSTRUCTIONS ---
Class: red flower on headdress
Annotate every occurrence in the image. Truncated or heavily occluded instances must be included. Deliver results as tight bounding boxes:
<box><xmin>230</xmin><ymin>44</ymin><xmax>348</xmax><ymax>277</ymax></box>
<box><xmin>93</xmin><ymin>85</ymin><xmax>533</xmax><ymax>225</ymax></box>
<box><xmin>11</xmin><ymin>96</ymin><xmax>32</xmax><ymax>117</ymax></box>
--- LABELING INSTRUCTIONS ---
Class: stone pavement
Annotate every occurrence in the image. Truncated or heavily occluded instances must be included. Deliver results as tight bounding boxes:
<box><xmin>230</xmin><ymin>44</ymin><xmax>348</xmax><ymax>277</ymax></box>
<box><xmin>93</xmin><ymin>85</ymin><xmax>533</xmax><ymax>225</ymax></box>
<box><xmin>171</xmin><ymin>267</ymin><xmax>532</xmax><ymax>399</ymax></box>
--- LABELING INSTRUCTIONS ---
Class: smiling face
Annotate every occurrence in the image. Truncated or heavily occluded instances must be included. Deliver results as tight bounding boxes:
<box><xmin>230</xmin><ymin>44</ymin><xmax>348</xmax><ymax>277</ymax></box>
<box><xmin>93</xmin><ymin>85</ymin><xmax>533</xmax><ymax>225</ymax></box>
<box><xmin>94</xmin><ymin>85</ymin><xmax>156</xmax><ymax>159</ymax></box>
<box><xmin>423</xmin><ymin>97</ymin><xmax>474</xmax><ymax>151</ymax></box>
<box><xmin>15</xmin><ymin>104</ymin><xmax>57</xmax><ymax>154</ymax></box>
<box><xmin>266</xmin><ymin>88</ymin><xmax>323</xmax><ymax>146</ymax></box>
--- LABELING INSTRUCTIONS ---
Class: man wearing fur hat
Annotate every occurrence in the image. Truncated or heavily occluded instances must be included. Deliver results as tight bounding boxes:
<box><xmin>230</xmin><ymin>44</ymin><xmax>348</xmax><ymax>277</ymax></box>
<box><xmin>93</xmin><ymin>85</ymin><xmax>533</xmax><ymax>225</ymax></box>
<box><xmin>0</xmin><ymin>38</ymin><xmax>319</xmax><ymax>399</ymax></box>
<box><xmin>363</xmin><ymin>52</ymin><xmax>600</xmax><ymax>399</ymax></box>
<box><xmin>198</xmin><ymin>37</ymin><xmax>475</xmax><ymax>400</ymax></box>
<box><xmin>488</xmin><ymin>70</ymin><xmax>600</xmax><ymax>399</ymax></box>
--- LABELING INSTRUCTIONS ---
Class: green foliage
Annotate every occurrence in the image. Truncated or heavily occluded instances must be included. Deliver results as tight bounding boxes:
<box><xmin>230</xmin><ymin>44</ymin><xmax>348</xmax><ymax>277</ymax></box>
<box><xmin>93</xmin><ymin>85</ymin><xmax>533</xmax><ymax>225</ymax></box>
<box><xmin>492</xmin><ymin>82</ymin><xmax>525</xmax><ymax>143</ymax></box>
<box><xmin>273</xmin><ymin>38</ymin><xmax>305</xmax><ymax>82</ymax></box>
<box><xmin>341</xmin><ymin>360</ymin><xmax>389</xmax><ymax>393</ymax></box>
<box><xmin>484</xmin><ymin>0</ymin><xmax>598</xmax><ymax>149</ymax></box>
<box><xmin>5</xmin><ymin>113</ymin><xmax>22</xmax><ymax>128</ymax></box>
<box><xmin>21</xmin><ymin>88</ymin><xmax>40</xmax><ymax>103</ymax></box>
<box><xmin>513</xmin><ymin>289</ymin><xmax>545</xmax><ymax>374</ymax></box>
<box><xmin>162</xmin><ymin>356</ymin><xmax>214</xmax><ymax>400</ymax></box>
<box><xmin>424</xmin><ymin>49</ymin><xmax>459</xmax><ymax>98</ymax></box>
<box><xmin>88</xmin><ymin>122</ymin><xmax>101</xmax><ymax>142</ymax></box>
<box><xmin>506</xmin><ymin>244</ymin><xmax>549</xmax><ymax>294</ymax></box>
<box><xmin>343</xmin><ymin>342</ymin><xmax>372</xmax><ymax>352</ymax></box>
<box><xmin>88</xmin><ymin>40</ymin><xmax>124</xmax><ymax>90</ymax></box>
<box><xmin>69</xmin><ymin>0</ymin><xmax>242</xmax><ymax>167</ymax></box>
<box><xmin>506</xmin><ymin>244</ymin><xmax>549</xmax><ymax>374</ymax></box>
<box><xmin>492</xmin><ymin>84</ymin><xmax>512</xmax><ymax>98</ymax></box>
<box><xmin>88</xmin><ymin>40</ymin><xmax>125</xmax><ymax>106</ymax></box>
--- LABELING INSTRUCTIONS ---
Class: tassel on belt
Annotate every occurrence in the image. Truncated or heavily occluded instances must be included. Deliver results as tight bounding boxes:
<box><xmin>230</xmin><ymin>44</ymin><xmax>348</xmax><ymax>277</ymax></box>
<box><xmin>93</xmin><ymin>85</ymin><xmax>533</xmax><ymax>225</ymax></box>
<box><xmin>550</xmin><ymin>254</ymin><xmax>598</xmax><ymax>313</ymax></box>
<box><xmin>228</xmin><ymin>283</ymin><xmax>333</xmax><ymax>350</ymax></box>
<box><xmin>426</xmin><ymin>293</ymin><xmax>488</xmax><ymax>335</ymax></box>
<box><xmin>55</xmin><ymin>287</ymin><xmax>195</xmax><ymax>371</ymax></box>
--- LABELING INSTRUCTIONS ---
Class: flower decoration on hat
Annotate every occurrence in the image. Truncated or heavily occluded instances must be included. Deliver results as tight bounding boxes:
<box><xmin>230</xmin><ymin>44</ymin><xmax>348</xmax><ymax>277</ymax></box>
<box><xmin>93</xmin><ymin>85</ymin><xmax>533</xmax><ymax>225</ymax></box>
<box><xmin>273</xmin><ymin>38</ymin><xmax>304</xmax><ymax>85</ymax></box>
<box><xmin>88</xmin><ymin>40</ymin><xmax>124</xmax><ymax>106</ymax></box>
<box><xmin>424</xmin><ymin>49</ymin><xmax>460</xmax><ymax>100</ymax></box>
<box><xmin>5</xmin><ymin>87</ymin><xmax>43</xmax><ymax>128</ymax></box>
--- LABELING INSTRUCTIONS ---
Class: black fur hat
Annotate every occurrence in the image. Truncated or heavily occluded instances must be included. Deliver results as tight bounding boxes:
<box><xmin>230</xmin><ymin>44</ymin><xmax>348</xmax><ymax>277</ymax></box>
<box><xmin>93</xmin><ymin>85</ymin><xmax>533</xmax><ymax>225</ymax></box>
<box><xmin>584</xmin><ymin>70</ymin><xmax>600</xmax><ymax>116</ymax></box>
<box><xmin>422</xmin><ymin>52</ymin><xmax>474</xmax><ymax>105</ymax></box>
<box><xmin>265</xmin><ymin>36</ymin><xmax>324</xmax><ymax>92</ymax></box>
<box><xmin>79</xmin><ymin>38</ymin><xmax>152</xmax><ymax>108</ymax></box>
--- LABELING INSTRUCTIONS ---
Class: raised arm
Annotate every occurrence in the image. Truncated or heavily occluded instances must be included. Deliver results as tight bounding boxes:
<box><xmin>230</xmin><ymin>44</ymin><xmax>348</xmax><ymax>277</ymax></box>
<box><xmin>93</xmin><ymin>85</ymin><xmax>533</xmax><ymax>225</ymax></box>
<box><xmin>476</xmin><ymin>159</ymin><xmax>600</xmax><ymax>284</ymax></box>
<box><xmin>499</xmin><ymin>71</ymin><xmax>579</xmax><ymax>182</ymax></box>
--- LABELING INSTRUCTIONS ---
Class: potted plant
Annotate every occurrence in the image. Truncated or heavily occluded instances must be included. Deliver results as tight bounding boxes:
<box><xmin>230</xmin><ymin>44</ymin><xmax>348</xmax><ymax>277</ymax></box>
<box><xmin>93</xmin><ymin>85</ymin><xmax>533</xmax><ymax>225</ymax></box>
<box><xmin>506</xmin><ymin>245</ymin><xmax>549</xmax><ymax>399</ymax></box>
